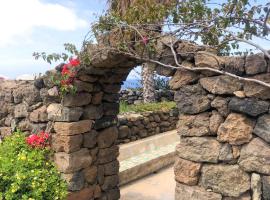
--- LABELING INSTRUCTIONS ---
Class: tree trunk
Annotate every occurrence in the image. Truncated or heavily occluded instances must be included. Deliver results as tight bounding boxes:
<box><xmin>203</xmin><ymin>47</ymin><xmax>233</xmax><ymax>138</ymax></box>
<box><xmin>142</xmin><ymin>63</ymin><xmax>155</xmax><ymax>103</ymax></box>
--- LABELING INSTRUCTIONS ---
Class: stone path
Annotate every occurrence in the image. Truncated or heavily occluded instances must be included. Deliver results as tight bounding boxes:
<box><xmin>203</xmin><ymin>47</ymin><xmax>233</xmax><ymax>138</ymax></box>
<box><xmin>120</xmin><ymin>166</ymin><xmax>175</xmax><ymax>200</ymax></box>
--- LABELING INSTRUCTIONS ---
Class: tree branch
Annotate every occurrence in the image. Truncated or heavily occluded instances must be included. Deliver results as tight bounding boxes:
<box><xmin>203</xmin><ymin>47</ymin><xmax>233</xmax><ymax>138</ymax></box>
<box><xmin>95</xmin><ymin>47</ymin><xmax>270</xmax><ymax>89</ymax></box>
<box><xmin>232</xmin><ymin>36</ymin><xmax>270</xmax><ymax>59</ymax></box>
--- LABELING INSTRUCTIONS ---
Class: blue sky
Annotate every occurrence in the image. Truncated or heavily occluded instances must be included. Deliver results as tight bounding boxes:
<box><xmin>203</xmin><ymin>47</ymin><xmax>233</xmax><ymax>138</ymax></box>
<box><xmin>0</xmin><ymin>0</ymin><xmax>108</xmax><ymax>79</ymax></box>
<box><xmin>0</xmin><ymin>0</ymin><xmax>269</xmax><ymax>79</ymax></box>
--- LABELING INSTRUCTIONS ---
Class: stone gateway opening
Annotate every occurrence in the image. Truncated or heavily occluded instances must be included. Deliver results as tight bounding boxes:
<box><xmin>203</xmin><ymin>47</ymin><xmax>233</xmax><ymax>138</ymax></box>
<box><xmin>1</xmin><ymin>40</ymin><xmax>270</xmax><ymax>199</ymax></box>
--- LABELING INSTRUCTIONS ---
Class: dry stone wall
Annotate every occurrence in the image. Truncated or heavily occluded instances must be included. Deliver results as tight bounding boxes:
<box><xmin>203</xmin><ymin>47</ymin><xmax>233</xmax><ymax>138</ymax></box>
<box><xmin>119</xmin><ymin>89</ymin><xmax>174</xmax><ymax>104</ymax></box>
<box><xmin>2</xmin><ymin>39</ymin><xmax>270</xmax><ymax>200</ymax></box>
<box><xmin>117</xmin><ymin>109</ymin><xmax>178</xmax><ymax>144</ymax></box>
<box><xmin>0</xmin><ymin>80</ymin><xmax>49</xmax><ymax>139</ymax></box>
<box><xmin>0</xmin><ymin>62</ymin><xmax>133</xmax><ymax>200</ymax></box>
<box><xmin>172</xmin><ymin>51</ymin><xmax>270</xmax><ymax>200</ymax></box>
<box><xmin>46</xmin><ymin>66</ymin><xmax>131</xmax><ymax>200</ymax></box>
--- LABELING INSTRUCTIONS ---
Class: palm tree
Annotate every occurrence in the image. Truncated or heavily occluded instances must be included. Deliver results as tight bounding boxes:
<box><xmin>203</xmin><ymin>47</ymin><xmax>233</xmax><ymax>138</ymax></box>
<box><xmin>107</xmin><ymin>0</ymin><xmax>174</xmax><ymax>103</ymax></box>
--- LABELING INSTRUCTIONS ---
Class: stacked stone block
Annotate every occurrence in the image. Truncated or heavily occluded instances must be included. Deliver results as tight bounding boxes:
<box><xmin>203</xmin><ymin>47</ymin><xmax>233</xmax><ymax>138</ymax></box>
<box><xmin>50</xmin><ymin>67</ymin><xmax>132</xmax><ymax>200</ymax></box>
<box><xmin>2</xmin><ymin>39</ymin><xmax>270</xmax><ymax>200</ymax></box>
<box><xmin>173</xmin><ymin>52</ymin><xmax>270</xmax><ymax>200</ymax></box>
<box><xmin>117</xmin><ymin>109</ymin><xmax>178</xmax><ymax>144</ymax></box>
<box><xmin>0</xmin><ymin>80</ymin><xmax>52</xmax><ymax>138</ymax></box>
<box><xmin>0</xmin><ymin>64</ymin><xmax>132</xmax><ymax>199</ymax></box>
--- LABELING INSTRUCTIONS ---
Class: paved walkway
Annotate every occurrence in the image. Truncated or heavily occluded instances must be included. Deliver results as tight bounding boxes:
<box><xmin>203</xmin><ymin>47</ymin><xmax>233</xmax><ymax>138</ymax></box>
<box><xmin>120</xmin><ymin>166</ymin><xmax>175</xmax><ymax>200</ymax></box>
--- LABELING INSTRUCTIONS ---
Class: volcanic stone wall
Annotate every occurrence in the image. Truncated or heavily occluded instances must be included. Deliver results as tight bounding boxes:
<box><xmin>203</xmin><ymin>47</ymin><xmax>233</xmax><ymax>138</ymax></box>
<box><xmin>2</xmin><ymin>38</ymin><xmax>270</xmax><ymax>200</ymax></box>
<box><xmin>0</xmin><ymin>80</ymin><xmax>48</xmax><ymax>139</ymax></box>
<box><xmin>119</xmin><ymin>89</ymin><xmax>174</xmax><ymax>104</ymax></box>
<box><xmin>117</xmin><ymin>109</ymin><xmax>178</xmax><ymax>144</ymax></box>
<box><xmin>0</xmin><ymin>64</ymin><xmax>132</xmax><ymax>200</ymax></box>
<box><xmin>173</xmin><ymin>52</ymin><xmax>270</xmax><ymax>199</ymax></box>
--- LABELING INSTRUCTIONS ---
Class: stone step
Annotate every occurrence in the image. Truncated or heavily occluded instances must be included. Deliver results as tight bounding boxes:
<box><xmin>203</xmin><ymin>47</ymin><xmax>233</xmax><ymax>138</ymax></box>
<box><xmin>119</xmin><ymin>130</ymin><xmax>178</xmax><ymax>186</ymax></box>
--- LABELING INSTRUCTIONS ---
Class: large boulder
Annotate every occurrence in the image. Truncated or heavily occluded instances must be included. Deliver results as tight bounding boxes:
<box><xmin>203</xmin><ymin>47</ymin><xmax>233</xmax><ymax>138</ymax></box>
<box><xmin>253</xmin><ymin>114</ymin><xmax>270</xmax><ymax>143</ymax></box>
<box><xmin>228</xmin><ymin>97</ymin><xmax>269</xmax><ymax>117</ymax></box>
<box><xmin>176</xmin><ymin>137</ymin><xmax>221</xmax><ymax>163</ymax></box>
<box><xmin>201</xmin><ymin>164</ymin><xmax>250</xmax><ymax>197</ymax></box>
<box><xmin>174</xmin><ymin>84</ymin><xmax>211</xmax><ymax>114</ymax></box>
<box><xmin>239</xmin><ymin>137</ymin><xmax>270</xmax><ymax>175</ymax></box>
<box><xmin>199</xmin><ymin>75</ymin><xmax>242</xmax><ymax>95</ymax></box>
<box><xmin>217</xmin><ymin>113</ymin><xmax>254</xmax><ymax>145</ymax></box>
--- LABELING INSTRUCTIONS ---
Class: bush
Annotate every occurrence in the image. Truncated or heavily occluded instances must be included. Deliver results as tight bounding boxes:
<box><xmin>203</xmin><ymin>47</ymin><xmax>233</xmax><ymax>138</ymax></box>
<box><xmin>0</xmin><ymin>132</ymin><xmax>67</xmax><ymax>200</ymax></box>
<box><xmin>154</xmin><ymin>76</ymin><xmax>170</xmax><ymax>90</ymax></box>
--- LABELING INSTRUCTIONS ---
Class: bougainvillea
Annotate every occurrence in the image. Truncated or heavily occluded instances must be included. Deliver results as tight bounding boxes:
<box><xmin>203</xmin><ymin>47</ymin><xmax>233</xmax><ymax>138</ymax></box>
<box><xmin>0</xmin><ymin>132</ymin><xmax>67</xmax><ymax>200</ymax></box>
<box><xmin>26</xmin><ymin>131</ymin><xmax>50</xmax><ymax>148</ymax></box>
<box><xmin>53</xmin><ymin>57</ymin><xmax>80</xmax><ymax>96</ymax></box>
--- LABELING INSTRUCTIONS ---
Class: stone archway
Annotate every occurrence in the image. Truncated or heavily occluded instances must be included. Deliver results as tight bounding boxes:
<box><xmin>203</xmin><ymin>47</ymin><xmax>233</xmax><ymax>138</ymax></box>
<box><xmin>50</xmin><ymin>51</ymin><xmax>139</xmax><ymax>200</ymax></box>
<box><xmin>1</xmin><ymin>39</ymin><xmax>268</xmax><ymax>200</ymax></box>
<box><xmin>48</xmin><ymin>42</ymin><xmax>184</xmax><ymax>199</ymax></box>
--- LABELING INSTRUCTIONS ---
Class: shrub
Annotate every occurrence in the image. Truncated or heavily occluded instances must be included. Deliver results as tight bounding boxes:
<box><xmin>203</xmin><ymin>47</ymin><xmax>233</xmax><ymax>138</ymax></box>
<box><xmin>0</xmin><ymin>132</ymin><xmax>67</xmax><ymax>200</ymax></box>
<box><xmin>154</xmin><ymin>76</ymin><xmax>170</xmax><ymax>90</ymax></box>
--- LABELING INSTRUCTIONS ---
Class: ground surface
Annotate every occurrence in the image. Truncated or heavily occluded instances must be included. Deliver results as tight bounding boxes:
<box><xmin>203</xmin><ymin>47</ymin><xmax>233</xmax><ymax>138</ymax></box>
<box><xmin>120</xmin><ymin>166</ymin><xmax>175</xmax><ymax>200</ymax></box>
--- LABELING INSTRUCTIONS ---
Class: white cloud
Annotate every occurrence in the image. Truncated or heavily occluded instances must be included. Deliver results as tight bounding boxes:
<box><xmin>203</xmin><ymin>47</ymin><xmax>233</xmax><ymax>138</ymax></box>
<box><xmin>0</xmin><ymin>0</ymin><xmax>88</xmax><ymax>47</ymax></box>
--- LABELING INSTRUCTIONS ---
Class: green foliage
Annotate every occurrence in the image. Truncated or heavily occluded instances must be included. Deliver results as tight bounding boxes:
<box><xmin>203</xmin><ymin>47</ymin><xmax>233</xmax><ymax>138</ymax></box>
<box><xmin>0</xmin><ymin>132</ymin><xmax>67</xmax><ymax>200</ymax></box>
<box><xmin>33</xmin><ymin>43</ymin><xmax>78</xmax><ymax>64</ymax></box>
<box><xmin>119</xmin><ymin>101</ymin><xmax>176</xmax><ymax>113</ymax></box>
<box><xmin>51</xmin><ymin>73</ymin><xmax>77</xmax><ymax>97</ymax></box>
<box><xmin>154</xmin><ymin>76</ymin><xmax>170</xmax><ymax>90</ymax></box>
<box><xmin>112</xmin><ymin>0</ymin><xmax>175</xmax><ymax>24</ymax></box>
<box><xmin>99</xmin><ymin>0</ymin><xmax>270</xmax><ymax>55</ymax></box>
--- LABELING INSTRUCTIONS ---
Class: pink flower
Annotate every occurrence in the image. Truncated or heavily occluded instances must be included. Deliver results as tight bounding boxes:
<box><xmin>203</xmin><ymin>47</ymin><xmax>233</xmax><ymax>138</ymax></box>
<box><xmin>26</xmin><ymin>134</ymin><xmax>38</xmax><ymax>145</ymax></box>
<box><xmin>69</xmin><ymin>58</ymin><xmax>80</xmax><ymax>67</ymax></box>
<box><xmin>142</xmin><ymin>36</ymin><xmax>149</xmax><ymax>45</ymax></box>
<box><xmin>26</xmin><ymin>131</ymin><xmax>50</xmax><ymax>148</ymax></box>
<box><xmin>61</xmin><ymin>65</ymin><xmax>70</xmax><ymax>75</ymax></box>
